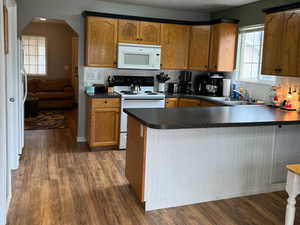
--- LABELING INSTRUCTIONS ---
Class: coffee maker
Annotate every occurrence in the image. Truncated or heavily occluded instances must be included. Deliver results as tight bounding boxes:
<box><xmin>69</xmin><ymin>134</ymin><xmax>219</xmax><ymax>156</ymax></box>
<box><xmin>178</xmin><ymin>71</ymin><xmax>192</xmax><ymax>94</ymax></box>
<box><xmin>194</xmin><ymin>73</ymin><xmax>224</xmax><ymax>97</ymax></box>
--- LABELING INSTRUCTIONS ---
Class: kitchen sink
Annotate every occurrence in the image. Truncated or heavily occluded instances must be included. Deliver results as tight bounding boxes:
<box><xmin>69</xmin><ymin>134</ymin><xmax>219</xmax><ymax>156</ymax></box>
<box><xmin>224</xmin><ymin>100</ymin><xmax>251</xmax><ymax>105</ymax></box>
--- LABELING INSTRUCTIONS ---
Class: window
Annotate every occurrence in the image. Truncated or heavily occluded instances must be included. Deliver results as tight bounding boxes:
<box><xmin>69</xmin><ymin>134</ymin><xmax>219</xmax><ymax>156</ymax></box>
<box><xmin>236</xmin><ymin>25</ymin><xmax>276</xmax><ymax>83</ymax></box>
<box><xmin>22</xmin><ymin>36</ymin><xmax>47</xmax><ymax>76</ymax></box>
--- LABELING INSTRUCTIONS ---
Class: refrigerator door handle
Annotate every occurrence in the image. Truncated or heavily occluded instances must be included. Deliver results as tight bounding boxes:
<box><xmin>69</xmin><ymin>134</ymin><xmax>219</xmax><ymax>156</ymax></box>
<box><xmin>22</xmin><ymin>68</ymin><xmax>28</xmax><ymax>104</ymax></box>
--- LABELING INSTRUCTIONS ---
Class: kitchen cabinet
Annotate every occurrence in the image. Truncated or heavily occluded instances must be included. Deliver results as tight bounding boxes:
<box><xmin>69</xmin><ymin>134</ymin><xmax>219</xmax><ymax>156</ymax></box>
<box><xmin>167</xmin><ymin>98</ymin><xmax>220</xmax><ymax>108</ymax></box>
<box><xmin>262</xmin><ymin>10</ymin><xmax>300</xmax><ymax>77</ymax></box>
<box><xmin>281</xmin><ymin>11</ymin><xmax>300</xmax><ymax>77</ymax></box>
<box><xmin>261</xmin><ymin>13</ymin><xmax>285</xmax><ymax>75</ymax></box>
<box><xmin>86</xmin><ymin>97</ymin><xmax>120</xmax><ymax>148</ymax></box>
<box><xmin>85</xmin><ymin>17</ymin><xmax>118</xmax><ymax>67</ymax></box>
<box><xmin>189</xmin><ymin>25</ymin><xmax>211</xmax><ymax>71</ymax></box>
<box><xmin>165</xmin><ymin>98</ymin><xmax>178</xmax><ymax>108</ymax></box>
<box><xmin>161</xmin><ymin>24</ymin><xmax>190</xmax><ymax>70</ymax></box>
<box><xmin>118</xmin><ymin>20</ymin><xmax>161</xmax><ymax>45</ymax></box>
<box><xmin>125</xmin><ymin>116</ymin><xmax>147</xmax><ymax>202</ymax></box>
<box><xmin>139</xmin><ymin>22</ymin><xmax>161</xmax><ymax>44</ymax></box>
<box><xmin>200</xmin><ymin>100</ymin><xmax>219</xmax><ymax>107</ymax></box>
<box><xmin>178</xmin><ymin>98</ymin><xmax>201</xmax><ymax>107</ymax></box>
<box><xmin>209</xmin><ymin>23</ymin><xmax>238</xmax><ymax>72</ymax></box>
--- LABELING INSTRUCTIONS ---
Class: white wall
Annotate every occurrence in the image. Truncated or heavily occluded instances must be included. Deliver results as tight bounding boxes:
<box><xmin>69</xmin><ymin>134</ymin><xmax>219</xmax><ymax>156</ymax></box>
<box><xmin>0</xmin><ymin>0</ymin><xmax>8</xmax><ymax>223</ymax></box>
<box><xmin>211</xmin><ymin>0</ymin><xmax>300</xmax><ymax>27</ymax></box>
<box><xmin>16</xmin><ymin>0</ymin><xmax>210</xmax><ymax>140</ymax></box>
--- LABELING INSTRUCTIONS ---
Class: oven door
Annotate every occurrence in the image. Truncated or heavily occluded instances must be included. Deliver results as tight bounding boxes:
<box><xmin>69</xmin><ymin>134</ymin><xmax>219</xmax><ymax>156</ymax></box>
<box><xmin>121</xmin><ymin>99</ymin><xmax>165</xmax><ymax>132</ymax></box>
<box><xmin>119</xmin><ymin>98</ymin><xmax>165</xmax><ymax>149</ymax></box>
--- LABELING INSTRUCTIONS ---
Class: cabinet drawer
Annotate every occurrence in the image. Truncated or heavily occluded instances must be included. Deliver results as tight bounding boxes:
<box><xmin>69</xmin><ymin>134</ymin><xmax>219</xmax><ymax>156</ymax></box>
<box><xmin>91</xmin><ymin>98</ymin><xmax>120</xmax><ymax>108</ymax></box>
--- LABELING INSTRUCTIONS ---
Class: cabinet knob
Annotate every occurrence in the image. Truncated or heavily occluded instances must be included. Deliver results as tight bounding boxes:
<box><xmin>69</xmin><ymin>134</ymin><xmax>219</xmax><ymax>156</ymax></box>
<box><xmin>104</xmin><ymin>101</ymin><xmax>107</xmax><ymax>104</ymax></box>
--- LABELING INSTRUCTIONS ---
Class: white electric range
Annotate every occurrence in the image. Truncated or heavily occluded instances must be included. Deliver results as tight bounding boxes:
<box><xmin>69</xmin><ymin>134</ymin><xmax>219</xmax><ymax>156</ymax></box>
<box><xmin>112</xmin><ymin>76</ymin><xmax>165</xmax><ymax>149</ymax></box>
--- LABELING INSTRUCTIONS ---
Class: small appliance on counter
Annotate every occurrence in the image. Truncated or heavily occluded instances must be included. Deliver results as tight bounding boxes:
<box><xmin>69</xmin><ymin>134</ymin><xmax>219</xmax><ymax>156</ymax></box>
<box><xmin>93</xmin><ymin>84</ymin><xmax>107</xmax><ymax>94</ymax></box>
<box><xmin>167</xmin><ymin>82</ymin><xmax>179</xmax><ymax>94</ymax></box>
<box><xmin>194</xmin><ymin>73</ymin><xmax>224</xmax><ymax>97</ymax></box>
<box><xmin>178</xmin><ymin>71</ymin><xmax>193</xmax><ymax>94</ymax></box>
<box><xmin>156</xmin><ymin>72</ymin><xmax>170</xmax><ymax>93</ymax></box>
<box><xmin>223</xmin><ymin>79</ymin><xmax>231</xmax><ymax>97</ymax></box>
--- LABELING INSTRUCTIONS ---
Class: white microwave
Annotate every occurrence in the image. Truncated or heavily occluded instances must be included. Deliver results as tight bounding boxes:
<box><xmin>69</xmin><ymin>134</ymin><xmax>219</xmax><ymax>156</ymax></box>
<box><xmin>118</xmin><ymin>43</ymin><xmax>161</xmax><ymax>70</ymax></box>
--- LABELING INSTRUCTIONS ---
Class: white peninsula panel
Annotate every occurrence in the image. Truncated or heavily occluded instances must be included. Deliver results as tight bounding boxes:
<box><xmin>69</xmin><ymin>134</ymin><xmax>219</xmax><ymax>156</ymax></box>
<box><xmin>144</xmin><ymin>125</ymin><xmax>300</xmax><ymax>211</ymax></box>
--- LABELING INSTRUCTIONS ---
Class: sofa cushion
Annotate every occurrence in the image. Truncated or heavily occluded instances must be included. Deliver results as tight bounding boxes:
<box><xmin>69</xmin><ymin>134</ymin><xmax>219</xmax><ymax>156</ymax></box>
<box><xmin>27</xmin><ymin>79</ymin><xmax>39</xmax><ymax>93</ymax></box>
<box><xmin>36</xmin><ymin>80</ymin><xmax>71</xmax><ymax>92</ymax></box>
<box><xmin>34</xmin><ymin>91</ymin><xmax>74</xmax><ymax>100</ymax></box>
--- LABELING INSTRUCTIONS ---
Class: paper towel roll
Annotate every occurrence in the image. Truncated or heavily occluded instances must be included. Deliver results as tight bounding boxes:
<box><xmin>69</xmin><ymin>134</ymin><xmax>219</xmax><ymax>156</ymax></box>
<box><xmin>223</xmin><ymin>79</ymin><xmax>231</xmax><ymax>97</ymax></box>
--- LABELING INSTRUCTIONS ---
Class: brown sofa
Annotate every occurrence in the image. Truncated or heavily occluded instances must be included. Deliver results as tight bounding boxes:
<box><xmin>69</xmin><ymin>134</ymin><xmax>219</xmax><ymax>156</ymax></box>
<box><xmin>28</xmin><ymin>79</ymin><xmax>75</xmax><ymax>109</ymax></box>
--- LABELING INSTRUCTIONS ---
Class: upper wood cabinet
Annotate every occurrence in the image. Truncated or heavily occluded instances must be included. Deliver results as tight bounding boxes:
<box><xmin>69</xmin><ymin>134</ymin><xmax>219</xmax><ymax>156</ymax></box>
<box><xmin>282</xmin><ymin>11</ymin><xmax>300</xmax><ymax>77</ymax></box>
<box><xmin>85</xmin><ymin>17</ymin><xmax>118</xmax><ymax>67</ymax></box>
<box><xmin>189</xmin><ymin>25</ymin><xmax>211</xmax><ymax>71</ymax></box>
<box><xmin>209</xmin><ymin>23</ymin><xmax>238</xmax><ymax>72</ymax></box>
<box><xmin>118</xmin><ymin>20</ymin><xmax>139</xmax><ymax>43</ymax></box>
<box><xmin>139</xmin><ymin>22</ymin><xmax>161</xmax><ymax>44</ymax></box>
<box><xmin>261</xmin><ymin>13</ymin><xmax>285</xmax><ymax>75</ymax></box>
<box><xmin>161</xmin><ymin>24</ymin><xmax>190</xmax><ymax>70</ymax></box>
<box><xmin>118</xmin><ymin>20</ymin><xmax>161</xmax><ymax>44</ymax></box>
<box><xmin>262</xmin><ymin>10</ymin><xmax>300</xmax><ymax>77</ymax></box>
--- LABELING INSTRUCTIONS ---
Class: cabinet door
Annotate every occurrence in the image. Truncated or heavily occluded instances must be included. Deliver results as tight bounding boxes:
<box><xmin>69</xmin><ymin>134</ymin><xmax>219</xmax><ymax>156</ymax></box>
<box><xmin>139</xmin><ymin>22</ymin><xmax>161</xmax><ymax>45</ymax></box>
<box><xmin>178</xmin><ymin>98</ymin><xmax>201</xmax><ymax>107</ymax></box>
<box><xmin>118</xmin><ymin>19</ymin><xmax>139</xmax><ymax>43</ymax></box>
<box><xmin>209</xmin><ymin>23</ymin><xmax>238</xmax><ymax>72</ymax></box>
<box><xmin>85</xmin><ymin>17</ymin><xmax>118</xmax><ymax>67</ymax></box>
<box><xmin>281</xmin><ymin>11</ymin><xmax>300</xmax><ymax>77</ymax></box>
<box><xmin>189</xmin><ymin>25</ymin><xmax>211</xmax><ymax>71</ymax></box>
<box><xmin>161</xmin><ymin>24</ymin><xmax>190</xmax><ymax>70</ymax></box>
<box><xmin>261</xmin><ymin>13</ymin><xmax>284</xmax><ymax>75</ymax></box>
<box><xmin>90</xmin><ymin>107</ymin><xmax>120</xmax><ymax>147</ymax></box>
<box><xmin>165</xmin><ymin>98</ymin><xmax>178</xmax><ymax>108</ymax></box>
<box><xmin>200</xmin><ymin>100</ymin><xmax>218</xmax><ymax>107</ymax></box>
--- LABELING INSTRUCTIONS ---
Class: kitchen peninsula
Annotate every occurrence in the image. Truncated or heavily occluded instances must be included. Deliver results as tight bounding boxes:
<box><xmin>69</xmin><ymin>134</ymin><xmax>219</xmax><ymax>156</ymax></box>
<box><xmin>124</xmin><ymin>106</ymin><xmax>300</xmax><ymax>211</ymax></box>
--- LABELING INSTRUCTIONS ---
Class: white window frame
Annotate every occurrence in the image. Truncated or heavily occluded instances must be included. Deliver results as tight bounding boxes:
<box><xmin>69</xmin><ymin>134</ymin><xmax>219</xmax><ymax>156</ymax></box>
<box><xmin>234</xmin><ymin>25</ymin><xmax>277</xmax><ymax>85</ymax></box>
<box><xmin>22</xmin><ymin>35</ymin><xmax>47</xmax><ymax>76</ymax></box>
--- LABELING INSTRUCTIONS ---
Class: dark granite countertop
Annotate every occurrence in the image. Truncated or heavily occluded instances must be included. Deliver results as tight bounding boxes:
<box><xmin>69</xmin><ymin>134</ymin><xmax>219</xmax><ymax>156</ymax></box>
<box><xmin>85</xmin><ymin>92</ymin><xmax>121</xmax><ymax>98</ymax></box>
<box><xmin>124</xmin><ymin>105</ymin><xmax>300</xmax><ymax>129</ymax></box>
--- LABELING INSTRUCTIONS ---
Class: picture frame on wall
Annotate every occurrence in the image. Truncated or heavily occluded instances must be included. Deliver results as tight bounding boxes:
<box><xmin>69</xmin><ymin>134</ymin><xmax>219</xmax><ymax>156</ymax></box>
<box><xmin>3</xmin><ymin>6</ymin><xmax>8</xmax><ymax>54</ymax></box>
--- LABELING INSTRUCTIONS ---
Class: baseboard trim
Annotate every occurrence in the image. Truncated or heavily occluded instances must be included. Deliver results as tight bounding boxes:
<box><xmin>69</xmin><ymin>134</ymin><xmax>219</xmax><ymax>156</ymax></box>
<box><xmin>76</xmin><ymin>137</ymin><xmax>87</xmax><ymax>142</ymax></box>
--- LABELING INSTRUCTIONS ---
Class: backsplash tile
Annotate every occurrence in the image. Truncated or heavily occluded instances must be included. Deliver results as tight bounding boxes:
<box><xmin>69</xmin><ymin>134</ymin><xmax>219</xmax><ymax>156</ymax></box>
<box><xmin>83</xmin><ymin>67</ymin><xmax>205</xmax><ymax>90</ymax></box>
<box><xmin>235</xmin><ymin>76</ymin><xmax>300</xmax><ymax>106</ymax></box>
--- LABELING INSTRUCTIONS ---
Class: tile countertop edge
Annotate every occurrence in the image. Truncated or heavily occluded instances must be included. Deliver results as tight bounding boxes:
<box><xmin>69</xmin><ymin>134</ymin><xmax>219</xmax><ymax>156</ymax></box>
<box><xmin>124</xmin><ymin>106</ymin><xmax>300</xmax><ymax>129</ymax></box>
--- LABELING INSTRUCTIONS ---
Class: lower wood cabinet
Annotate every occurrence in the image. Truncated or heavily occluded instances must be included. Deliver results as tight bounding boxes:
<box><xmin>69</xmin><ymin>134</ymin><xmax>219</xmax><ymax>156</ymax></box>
<box><xmin>166</xmin><ymin>97</ymin><xmax>219</xmax><ymax>108</ymax></box>
<box><xmin>86</xmin><ymin>97</ymin><xmax>120</xmax><ymax>148</ymax></box>
<box><xmin>200</xmin><ymin>100</ymin><xmax>219</xmax><ymax>107</ymax></box>
<box><xmin>165</xmin><ymin>98</ymin><xmax>178</xmax><ymax>108</ymax></box>
<box><xmin>178</xmin><ymin>98</ymin><xmax>201</xmax><ymax>107</ymax></box>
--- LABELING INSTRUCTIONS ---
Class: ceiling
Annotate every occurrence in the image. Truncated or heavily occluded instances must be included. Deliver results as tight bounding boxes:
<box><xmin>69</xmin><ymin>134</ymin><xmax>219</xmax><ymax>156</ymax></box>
<box><xmin>102</xmin><ymin>0</ymin><xmax>261</xmax><ymax>12</ymax></box>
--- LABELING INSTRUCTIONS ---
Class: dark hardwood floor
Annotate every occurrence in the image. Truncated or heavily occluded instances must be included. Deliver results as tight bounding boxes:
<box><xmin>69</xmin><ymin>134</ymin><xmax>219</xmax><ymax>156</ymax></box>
<box><xmin>6</xmin><ymin>125</ymin><xmax>300</xmax><ymax>225</ymax></box>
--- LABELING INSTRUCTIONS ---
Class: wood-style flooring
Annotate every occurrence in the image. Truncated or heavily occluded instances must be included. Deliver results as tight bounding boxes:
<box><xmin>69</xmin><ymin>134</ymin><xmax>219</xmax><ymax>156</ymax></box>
<box><xmin>6</xmin><ymin>126</ymin><xmax>300</xmax><ymax>225</ymax></box>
